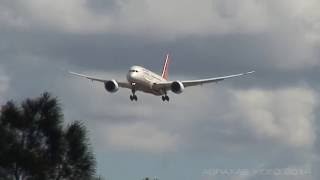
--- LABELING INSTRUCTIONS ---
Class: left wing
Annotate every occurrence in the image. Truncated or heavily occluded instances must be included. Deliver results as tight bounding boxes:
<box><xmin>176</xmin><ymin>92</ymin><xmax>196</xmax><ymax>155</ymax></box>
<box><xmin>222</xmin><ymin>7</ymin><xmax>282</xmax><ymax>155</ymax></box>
<box><xmin>153</xmin><ymin>71</ymin><xmax>254</xmax><ymax>89</ymax></box>
<box><xmin>69</xmin><ymin>71</ymin><xmax>131</xmax><ymax>88</ymax></box>
<box><xmin>180</xmin><ymin>71</ymin><xmax>255</xmax><ymax>87</ymax></box>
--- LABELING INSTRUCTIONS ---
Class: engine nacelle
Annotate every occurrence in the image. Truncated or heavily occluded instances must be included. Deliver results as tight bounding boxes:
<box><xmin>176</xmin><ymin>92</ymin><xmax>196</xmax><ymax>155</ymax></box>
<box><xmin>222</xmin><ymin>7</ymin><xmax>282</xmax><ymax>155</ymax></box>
<box><xmin>171</xmin><ymin>81</ymin><xmax>184</xmax><ymax>94</ymax></box>
<box><xmin>104</xmin><ymin>80</ymin><xmax>119</xmax><ymax>93</ymax></box>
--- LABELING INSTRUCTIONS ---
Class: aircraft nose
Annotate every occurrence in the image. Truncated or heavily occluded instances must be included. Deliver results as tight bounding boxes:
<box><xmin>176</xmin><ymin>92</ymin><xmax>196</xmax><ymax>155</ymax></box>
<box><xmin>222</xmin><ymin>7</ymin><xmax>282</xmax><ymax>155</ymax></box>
<box><xmin>127</xmin><ymin>72</ymin><xmax>136</xmax><ymax>82</ymax></box>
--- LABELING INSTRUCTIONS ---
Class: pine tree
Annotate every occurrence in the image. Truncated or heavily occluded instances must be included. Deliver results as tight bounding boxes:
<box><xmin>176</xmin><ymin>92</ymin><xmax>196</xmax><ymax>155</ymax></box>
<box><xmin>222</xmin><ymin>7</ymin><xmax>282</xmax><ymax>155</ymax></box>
<box><xmin>0</xmin><ymin>93</ymin><xmax>96</xmax><ymax>180</ymax></box>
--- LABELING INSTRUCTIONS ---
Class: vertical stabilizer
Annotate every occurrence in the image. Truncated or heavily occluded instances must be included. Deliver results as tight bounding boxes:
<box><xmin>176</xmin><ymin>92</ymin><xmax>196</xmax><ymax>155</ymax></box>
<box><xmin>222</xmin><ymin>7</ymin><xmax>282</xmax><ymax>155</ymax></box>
<box><xmin>161</xmin><ymin>54</ymin><xmax>170</xmax><ymax>80</ymax></box>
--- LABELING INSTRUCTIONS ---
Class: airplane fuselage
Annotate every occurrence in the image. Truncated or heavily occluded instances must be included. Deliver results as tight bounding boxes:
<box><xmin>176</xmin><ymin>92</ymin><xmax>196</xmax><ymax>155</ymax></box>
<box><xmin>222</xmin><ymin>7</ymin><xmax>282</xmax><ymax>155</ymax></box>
<box><xmin>126</xmin><ymin>66</ymin><xmax>167</xmax><ymax>96</ymax></box>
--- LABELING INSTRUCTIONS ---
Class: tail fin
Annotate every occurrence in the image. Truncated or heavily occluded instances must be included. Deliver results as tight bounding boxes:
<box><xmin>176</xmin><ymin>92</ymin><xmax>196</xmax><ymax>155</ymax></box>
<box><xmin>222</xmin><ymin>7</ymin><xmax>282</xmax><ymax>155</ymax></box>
<box><xmin>161</xmin><ymin>54</ymin><xmax>170</xmax><ymax>80</ymax></box>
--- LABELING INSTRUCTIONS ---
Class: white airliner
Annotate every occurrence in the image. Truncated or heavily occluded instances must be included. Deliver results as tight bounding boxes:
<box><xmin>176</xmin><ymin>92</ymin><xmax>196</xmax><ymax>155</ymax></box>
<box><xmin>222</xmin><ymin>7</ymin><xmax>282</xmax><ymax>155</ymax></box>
<box><xmin>69</xmin><ymin>54</ymin><xmax>254</xmax><ymax>101</ymax></box>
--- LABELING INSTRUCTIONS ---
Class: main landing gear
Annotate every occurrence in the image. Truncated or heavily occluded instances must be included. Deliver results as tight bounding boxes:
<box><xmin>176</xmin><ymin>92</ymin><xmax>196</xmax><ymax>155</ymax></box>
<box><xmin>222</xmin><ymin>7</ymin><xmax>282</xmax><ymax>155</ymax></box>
<box><xmin>130</xmin><ymin>83</ymin><xmax>138</xmax><ymax>101</ymax></box>
<box><xmin>161</xmin><ymin>95</ymin><xmax>170</xmax><ymax>101</ymax></box>
<box><xmin>161</xmin><ymin>90</ymin><xmax>169</xmax><ymax>101</ymax></box>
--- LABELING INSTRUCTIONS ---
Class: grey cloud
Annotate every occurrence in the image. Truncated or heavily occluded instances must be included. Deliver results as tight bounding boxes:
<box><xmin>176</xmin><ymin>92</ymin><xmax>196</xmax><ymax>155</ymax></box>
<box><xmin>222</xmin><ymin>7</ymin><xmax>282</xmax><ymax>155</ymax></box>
<box><xmin>0</xmin><ymin>0</ymin><xmax>319</xmax><ymax>40</ymax></box>
<box><xmin>1</xmin><ymin>0</ymin><xmax>319</xmax><ymax>77</ymax></box>
<box><xmin>54</xmin><ymin>74</ymin><xmax>318</xmax><ymax>154</ymax></box>
<box><xmin>85</xmin><ymin>0</ymin><xmax>119</xmax><ymax>15</ymax></box>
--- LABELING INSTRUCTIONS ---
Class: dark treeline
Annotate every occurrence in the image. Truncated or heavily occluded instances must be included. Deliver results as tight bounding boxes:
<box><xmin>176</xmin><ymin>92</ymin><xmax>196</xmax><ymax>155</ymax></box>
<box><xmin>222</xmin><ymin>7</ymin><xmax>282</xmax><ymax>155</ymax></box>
<box><xmin>0</xmin><ymin>92</ymin><xmax>101</xmax><ymax>180</ymax></box>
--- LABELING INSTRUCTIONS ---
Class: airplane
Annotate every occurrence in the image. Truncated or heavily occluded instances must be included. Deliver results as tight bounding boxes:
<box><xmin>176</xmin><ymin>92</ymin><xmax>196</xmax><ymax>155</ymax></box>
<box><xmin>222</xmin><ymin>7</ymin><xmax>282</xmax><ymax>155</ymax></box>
<box><xmin>69</xmin><ymin>54</ymin><xmax>254</xmax><ymax>102</ymax></box>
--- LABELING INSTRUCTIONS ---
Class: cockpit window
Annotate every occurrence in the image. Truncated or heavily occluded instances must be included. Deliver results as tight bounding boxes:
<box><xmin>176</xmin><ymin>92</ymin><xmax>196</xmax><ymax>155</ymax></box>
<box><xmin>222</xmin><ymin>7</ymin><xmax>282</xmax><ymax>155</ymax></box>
<box><xmin>129</xmin><ymin>70</ymin><xmax>139</xmax><ymax>72</ymax></box>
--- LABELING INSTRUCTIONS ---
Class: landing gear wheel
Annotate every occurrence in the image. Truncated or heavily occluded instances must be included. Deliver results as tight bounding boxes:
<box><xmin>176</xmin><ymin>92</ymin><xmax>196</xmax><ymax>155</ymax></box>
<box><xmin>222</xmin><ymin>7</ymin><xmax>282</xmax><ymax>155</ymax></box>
<box><xmin>130</xmin><ymin>95</ymin><xmax>138</xmax><ymax>101</ymax></box>
<box><xmin>162</xmin><ymin>95</ymin><xmax>170</xmax><ymax>102</ymax></box>
<box><xmin>133</xmin><ymin>95</ymin><xmax>138</xmax><ymax>101</ymax></box>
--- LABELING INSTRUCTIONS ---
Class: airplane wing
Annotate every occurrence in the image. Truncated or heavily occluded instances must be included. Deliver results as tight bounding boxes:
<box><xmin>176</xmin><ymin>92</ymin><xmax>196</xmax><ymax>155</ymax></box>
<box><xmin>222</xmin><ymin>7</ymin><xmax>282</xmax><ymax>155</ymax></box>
<box><xmin>153</xmin><ymin>71</ymin><xmax>255</xmax><ymax>89</ymax></box>
<box><xmin>180</xmin><ymin>71</ymin><xmax>255</xmax><ymax>87</ymax></box>
<box><xmin>69</xmin><ymin>71</ymin><xmax>131</xmax><ymax>88</ymax></box>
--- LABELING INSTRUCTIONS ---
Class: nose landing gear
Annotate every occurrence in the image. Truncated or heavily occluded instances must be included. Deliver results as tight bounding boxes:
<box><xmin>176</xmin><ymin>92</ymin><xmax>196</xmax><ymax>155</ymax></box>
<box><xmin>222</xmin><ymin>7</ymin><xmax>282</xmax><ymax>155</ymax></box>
<box><xmin>130</xmin><ymin>83</ymin><xmax>138</xmax><ymax>101</ymax></box>
<box><xmin>130</xmin><ymin>94</ymin><xmax>138</xmax><ymax>101</ymax></box>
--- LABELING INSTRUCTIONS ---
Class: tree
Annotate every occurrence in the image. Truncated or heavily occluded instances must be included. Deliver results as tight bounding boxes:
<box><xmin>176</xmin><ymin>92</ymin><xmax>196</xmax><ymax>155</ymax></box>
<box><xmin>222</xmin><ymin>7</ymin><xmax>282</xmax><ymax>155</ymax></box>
<box><xmin>57</xmin><ymin>121</ymin><xmax>96</xmax><ymax>180</ymax></box>
<box><xmin>0</xmin><ymin>92</ymin><xmax>96</xmax><ymax>180</ymax></box>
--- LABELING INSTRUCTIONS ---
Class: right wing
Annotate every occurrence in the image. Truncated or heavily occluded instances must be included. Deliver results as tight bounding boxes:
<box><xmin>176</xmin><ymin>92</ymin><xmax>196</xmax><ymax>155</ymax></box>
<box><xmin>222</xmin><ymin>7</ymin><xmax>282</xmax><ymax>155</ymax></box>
<box><xmin>69</xmin><ymin>71</ymin><xmax>131</xmax><ymax>89</ymax></box>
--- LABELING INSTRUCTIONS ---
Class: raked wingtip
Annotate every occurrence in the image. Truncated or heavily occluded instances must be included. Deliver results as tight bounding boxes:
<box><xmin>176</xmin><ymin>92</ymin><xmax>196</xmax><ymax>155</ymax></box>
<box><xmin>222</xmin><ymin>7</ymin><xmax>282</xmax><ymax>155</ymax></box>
<box><xmin>246</xmin><ymin>71</ymin><xmax>255</xmax><ymax>74</ymax></box>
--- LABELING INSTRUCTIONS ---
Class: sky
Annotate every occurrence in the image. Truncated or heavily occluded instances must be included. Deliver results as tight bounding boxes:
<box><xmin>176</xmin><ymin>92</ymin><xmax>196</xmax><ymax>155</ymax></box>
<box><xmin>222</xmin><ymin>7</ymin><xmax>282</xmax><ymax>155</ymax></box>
<box><xmin>0</xmin><ymin>0</ymin><xmax>320</xmax><ymax>179</ymax></box>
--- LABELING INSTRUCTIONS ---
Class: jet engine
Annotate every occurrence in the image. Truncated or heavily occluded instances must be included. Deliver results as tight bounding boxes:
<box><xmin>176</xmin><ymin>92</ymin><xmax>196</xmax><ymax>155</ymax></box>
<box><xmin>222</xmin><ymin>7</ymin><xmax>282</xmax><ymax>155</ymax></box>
<box><xmin>171</xmin><ymin>81</ymin><xmax>184</xmax><ymax>94</ymax></box>
<box><xmin>104</xmin><ymin>80</ymin><xmax>119</xmax><ymax>93</ymax></box>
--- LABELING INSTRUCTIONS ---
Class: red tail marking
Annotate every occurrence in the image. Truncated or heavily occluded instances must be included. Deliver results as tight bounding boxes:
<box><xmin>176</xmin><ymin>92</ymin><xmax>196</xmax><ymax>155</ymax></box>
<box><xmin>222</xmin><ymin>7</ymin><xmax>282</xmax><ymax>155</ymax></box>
<box><xmin>161</xmin><ymin>54</ymin><xmax>170</xmax><ymax>80</ymax></box>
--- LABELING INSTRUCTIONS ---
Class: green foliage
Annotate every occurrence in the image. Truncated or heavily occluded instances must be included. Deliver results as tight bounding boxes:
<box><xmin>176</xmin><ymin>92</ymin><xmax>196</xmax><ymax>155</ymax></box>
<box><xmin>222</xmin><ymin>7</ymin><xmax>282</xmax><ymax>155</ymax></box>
<box><xmin>0</xmin><ymin>92</ymin><xmax>96</xmax><ymax>180</ymax></box>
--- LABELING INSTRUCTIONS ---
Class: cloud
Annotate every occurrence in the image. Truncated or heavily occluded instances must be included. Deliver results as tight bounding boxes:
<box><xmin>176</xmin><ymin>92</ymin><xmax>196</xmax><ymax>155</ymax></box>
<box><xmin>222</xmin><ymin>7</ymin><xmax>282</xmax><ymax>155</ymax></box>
<box><xmin>100</xmin><ymin>122</ymin><xmax>179</xmax><ymax>153</ymax></box>
<box><xmin>1</xmin><ymin>0</ymin><xmax>319</xmax><ymax>38</ymax></box>
<box><xmin>114</xmin><ymin>0</ymin><xmax>320</xmax><ymax>40</ymax></box>
<box><xmin>0</xmin><ymin>0</ymin><xmax>113</xmax><ymax>33</ymax></box>
<box><xmin>161</xmin><ymin>86</ymin><xmax>318</xmax><ymax>153</ymax></box>
<box><xmin>114</xmin><ymin>0</ymin><xmax>271</xmax><ymax>37</ymax></box>
<box><xmin>56</xmin><ymin>70</ymin><xmax>318</xmax><ymax>155</ymax></box>
<box><xmin>1</xmin><ymin>0</ymin><xmax>319</xmax><ymax>71</ymax></box>
<box><xmin>231</xmin><ymin>87</ymin><xmax>317</xmax><ymax>147</ymax></box>
<box><xmin>1</xmin><ymin>58</ymin><xmax>318</xmax><ymax>178</ymax></box>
